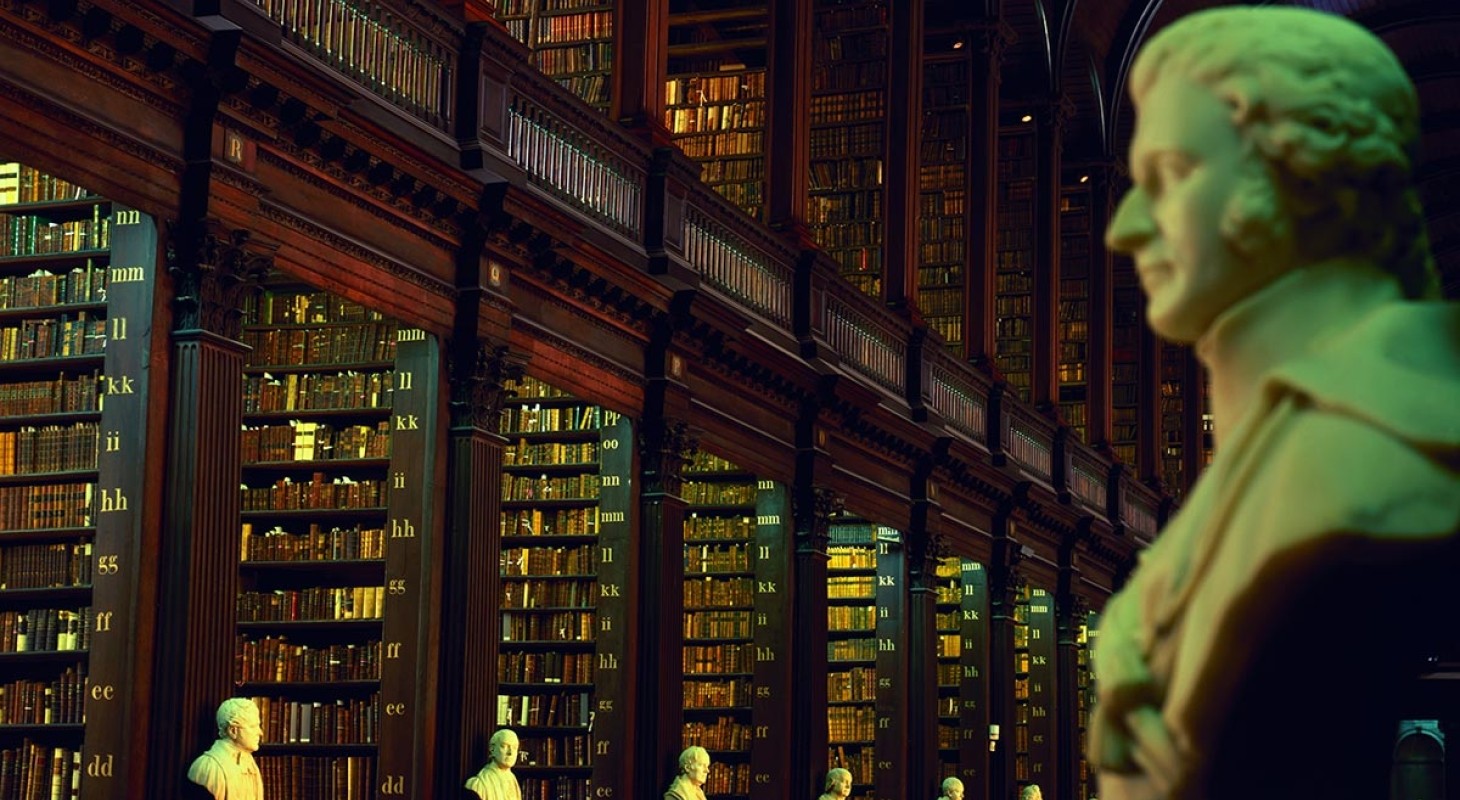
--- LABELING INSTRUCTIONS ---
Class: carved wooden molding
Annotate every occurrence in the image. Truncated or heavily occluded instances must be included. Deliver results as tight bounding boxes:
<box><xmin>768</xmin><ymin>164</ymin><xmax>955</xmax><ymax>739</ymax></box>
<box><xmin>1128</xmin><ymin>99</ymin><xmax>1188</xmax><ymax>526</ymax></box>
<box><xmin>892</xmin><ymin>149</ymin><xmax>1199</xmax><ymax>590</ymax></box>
<box><xmin>447</xmin><ymin>342</ymin><xmax>525</xmax><ymax>431</ymax></box>
<box><xmin>166</xmin><ymin>220</ymin><xmax>273</xmax><ymax>338</ymax></box>
<box><xmin>638</xmin><ymin>418</ymin><xmax>698</xmax><ymax>497</ymax></box>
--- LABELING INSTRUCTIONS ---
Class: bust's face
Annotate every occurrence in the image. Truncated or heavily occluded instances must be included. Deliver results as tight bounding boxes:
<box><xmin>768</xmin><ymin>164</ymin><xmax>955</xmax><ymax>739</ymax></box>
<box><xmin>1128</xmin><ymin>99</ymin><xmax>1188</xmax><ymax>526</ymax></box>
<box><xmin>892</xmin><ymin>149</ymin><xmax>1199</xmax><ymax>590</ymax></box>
<box><xmin>1108</xmin><ymin>72</ymin><xmax>1290</xmax><ymax>343</ymax></box>
<box><xmin>229</xmin><ymin>706</ymin><xmax>262</xmax><ymax>753</ymax></box>
<box><xmin>830</xmin><ymin>772</ymin><xmax>851</xmax><ymax>798</ymax></box>
<box><xmin>491</xmin><ymin>733</ymin><xmax>519</xmax><ymax>769</ymax></box>
<box><xmin>943</xmin><ymin>779</ymin><xmax>964</xmax><ymax>800</ymax></box>
<box><xmin>686</xmin><ymin>756</ymin><xmax>710</xmax><ymax>786</ymax></box>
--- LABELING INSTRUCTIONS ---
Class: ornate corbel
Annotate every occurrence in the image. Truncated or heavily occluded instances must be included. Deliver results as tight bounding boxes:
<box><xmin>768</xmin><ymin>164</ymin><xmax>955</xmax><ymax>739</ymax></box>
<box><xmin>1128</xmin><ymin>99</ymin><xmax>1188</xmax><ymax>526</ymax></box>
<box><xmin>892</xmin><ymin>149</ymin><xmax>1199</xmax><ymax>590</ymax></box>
<box><xmin>166</xmin><ymin>220</ymin><xmax>273</xmax><ymax>339</ymax></box>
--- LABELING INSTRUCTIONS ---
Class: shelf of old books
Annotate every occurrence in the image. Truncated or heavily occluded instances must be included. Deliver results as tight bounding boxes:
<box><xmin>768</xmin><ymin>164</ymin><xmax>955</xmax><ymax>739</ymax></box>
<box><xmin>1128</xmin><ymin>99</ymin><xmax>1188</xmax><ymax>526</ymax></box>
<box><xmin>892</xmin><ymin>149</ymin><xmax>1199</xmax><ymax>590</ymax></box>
<box><xmin>826</xmin><ymin>515</ymin><xmax>903</xmax><ymax>799</ymax></box>
<box><xmin>496</xmin><ymin>0</ymin><xmax>615</xmax><ymax>112</ymax></box>
<box><xmin>1159</xmin><ymin>343</ymin><xmax>1186</xmax><ymax>495</ymax></box>
<box><xmin>237</xmin><ymin>286</ymin><xmax>438</xmax><ymax>798</ymax></box>
<box><xmin>809</xmin><ymin>0</ymin><xmax>889</xmax><ymax>298</ymax></box>
<box><xmin>1075</xmin><ymin>610</ymin><xmax>1099</xmax><ymax>800</ymax></box>
<box><xmin>666</xmin><ymin>3</ymin><xmax>768</xmax><ymax>222</ymax></box>
<box><xmin>1110</xmin><ymin>257</ymin><xmax>1141</xmax><ymax>469</ymax></box>
<box><xmin>0</xmin><ymin>161</ymin><xmax>147</xmax><ymax>799</ymax></box>
<box><xmin>1058</xmin><ymin>182</ymin><xmax>1092</xmax><ymax>441</ymax></box>
<box><xmin>680</xmin><ymin>450</ymin><xmax>755</xmax><ymax>798</ymax></box>
<box><xmin>995</xmin><ymin>124</ymin><xmax>1036</xmax><ymax>402</ymax></box>
<box><xmin>498</xmin><ymin>375</ymin><xmax>632</xmax><ymax>800</ymax></box>
<box><xmin>919</xmin><ymin>51</ymin><xmax>969</xmax><ymax>353</ymax></box>
<box><xmin>1012</xmin><ymin>584</ymin><xmax>1055</xmax><ymax>793</ymax></box>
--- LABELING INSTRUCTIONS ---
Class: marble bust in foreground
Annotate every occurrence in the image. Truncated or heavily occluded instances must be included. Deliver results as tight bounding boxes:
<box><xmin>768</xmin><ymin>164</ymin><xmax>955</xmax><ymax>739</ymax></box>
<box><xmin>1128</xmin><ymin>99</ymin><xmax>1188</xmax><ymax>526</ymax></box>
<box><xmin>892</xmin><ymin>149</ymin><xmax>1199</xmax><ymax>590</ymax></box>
<box><xmin>664</xmin><ymin>746</ymin><xmax>710</xmax><ymax>800</ymax></box>
<box><xmin>187</xmin><ymin>698</ymin><xmax>264</xmax><ymax>800</ymax></box>
<box><xmin>1091</xmin><ymin>6</ymin><xmax>1460</xmax><ymax>800</ymax></box>
<box><xmin>465</xmin><ymin>728</ymin><xmax>522</xmax><ymax>800</ymax></box>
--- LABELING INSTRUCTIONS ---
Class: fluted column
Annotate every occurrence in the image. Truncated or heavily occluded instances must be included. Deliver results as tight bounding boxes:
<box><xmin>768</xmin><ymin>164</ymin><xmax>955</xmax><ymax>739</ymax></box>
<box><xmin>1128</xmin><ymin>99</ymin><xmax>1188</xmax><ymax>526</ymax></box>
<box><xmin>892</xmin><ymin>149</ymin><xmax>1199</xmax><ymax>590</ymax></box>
<box><xmin>148</xmin><ymin>222</ymin><xmax>271</xmax><ymax>800</ymax></box>
<box><xmin>965</xmin><ymin>21</ymin><xmax>1014</xmax><ymax>369</ymax></box>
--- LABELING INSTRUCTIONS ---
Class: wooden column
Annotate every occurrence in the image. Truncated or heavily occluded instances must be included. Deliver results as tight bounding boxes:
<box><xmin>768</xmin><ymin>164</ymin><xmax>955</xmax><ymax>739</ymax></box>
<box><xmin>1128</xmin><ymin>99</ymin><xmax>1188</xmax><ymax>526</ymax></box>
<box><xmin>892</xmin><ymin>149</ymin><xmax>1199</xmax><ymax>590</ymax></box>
<box><xmin>613</xmin><ymin>0</ymin><xmax>670</xmax><ymax>142</ymax></box>
<box><xmin>1032</xmin><ymin>99</ymin><xmax>1071</xmax><ymax>412</ymax></box>
<box><xmin>790</xmin><ymin>423</ymin><xmax>839</xmax><ymax>800</ymax></box>
<box><xmin>1055</xmin><ymin>537</ymin><xmax>1086</xmax><ymax>800</ymax></box>
<box><xmin>435</xmin><ymin>342</ymin><xmax>518</xmax><ymax>789</ymax></box>
<box><xmin>964</xmin><ymin>21</ymin><xmax>1013</xmax><ymax>370</ymax></box>
<box><xmin>766</xmin><ymin>0</ymin><xmax>814</xmax><ymax>243</ymax></box>
<box><xmin>635</xmin><ymin>321</ymin><xmax>697</xmax><ymax>796</ymax></box>
<box><xmin>884</xmin><ymin>0</ymin><xmax>924</xmax><ymax>310</ymax></box>
<box><xmin>147</xmin><ymin>222</ymin><xmax>269</xmax><ymax>800</ymax></box>
<box><xmin>1086</xmin><ymin>165</ymin><xmax>1116</xmax><ymax>450</ymax></box>
<box><xmin>987</xmin><ymin>510</ymin><xmax>1022</xmax><ymax>800</ymax></box>
<box><xmin>1138</xmin><ymin>324</ymin><xmax>1162</xmax><ymax>487</ymax></box>
<box><xmin>905</xmin><ymin>502</ymin><xmax>943</xmax><ymax>800</ymax></box>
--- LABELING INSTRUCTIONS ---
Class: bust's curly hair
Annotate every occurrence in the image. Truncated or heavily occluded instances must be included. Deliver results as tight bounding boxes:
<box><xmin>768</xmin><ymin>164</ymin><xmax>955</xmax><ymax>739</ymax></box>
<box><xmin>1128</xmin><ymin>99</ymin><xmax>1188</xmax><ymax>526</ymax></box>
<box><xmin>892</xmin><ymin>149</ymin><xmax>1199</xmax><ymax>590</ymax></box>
<box><xmin>1130</xmin><ymin>7</ymin><xmax>1438</xmax><ymax>299</ymax></box>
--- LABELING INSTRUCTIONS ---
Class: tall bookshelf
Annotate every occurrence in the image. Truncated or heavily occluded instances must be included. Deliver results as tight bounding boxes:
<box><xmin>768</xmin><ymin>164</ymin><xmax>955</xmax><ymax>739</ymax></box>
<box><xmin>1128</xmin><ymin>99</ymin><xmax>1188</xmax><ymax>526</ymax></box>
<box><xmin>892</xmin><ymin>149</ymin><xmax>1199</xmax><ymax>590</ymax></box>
<box><xmin>826</xmin><ymin>517</ymin><xmax>902</xmax><ymax>799</ymax></box>
<box><xmin>995</xmin><ymin>123</ymin><xmax>1037</xmax><ymax>402</ymax></box>
<box><xmin>236</xmin><ymin>286</ymin><xmax>433</xmax><ymax>798</ymax></box>
<box><xmin>1159</xmin><ymin>343</ymin><xmax>1184</xmax><ymax>496</ymax></box>
<box><xmin>1012</xmin><ymin>585</ymin><xmax>1055</xmax><ymax>795</ymax></box>
<box><xmin>1075</xmin><ymin>610</ymin><xmax>1099</xmax><ymax>800</ymax></box>
<box><xmin>918</xmin><ymin>52</ymin><xmax>969</xmax><ymax>353</ymax></box>
<box><xmin>497</xmin><ymin>376</ymin><xmax>632</xmax><ymax>800</ymax></box>
<box><xmin>1058</xmin><ymin>182</ymin><xmax>1092</xmax><ymax>441</ymax></box>
<box><xmin>496</xmin><ymin>0</ymin><xmax>615</xmax><ymax>112</ymax></box>
<box><xmin>0</xmin><ymin>162</ymin><xmax>134</xmax><ymax>799</ymax></box>
<box><xmin>666</xmin><ymin>6</ymin><xmax>768</xmax><ymax>221</ymax></box>
<box><xmin>934</xmin><ymin>556</ymin><xmax>990</xmax><ymax>786</ymax></box>
<box><xmin>1110</xmin><ymin>259</ymin><xmax>1141</xmax><ymax>468</ymax></box>
<box><xmin>809</xmin><ymin>0</ymin><xmax>889</xmax><ymax>298</ymax></box>
<box><xmin>679</xmin><ymin>450</ymin><xmax>791</xmax><ymax>799</ymax></box>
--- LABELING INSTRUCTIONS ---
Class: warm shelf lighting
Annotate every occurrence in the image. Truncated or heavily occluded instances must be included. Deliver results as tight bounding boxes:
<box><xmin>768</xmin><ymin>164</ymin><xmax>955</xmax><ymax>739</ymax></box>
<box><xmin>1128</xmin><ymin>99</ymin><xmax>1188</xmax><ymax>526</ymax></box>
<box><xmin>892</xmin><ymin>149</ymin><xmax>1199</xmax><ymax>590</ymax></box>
<box><xmin>1020</xmin><ymin>114</ymin><xmax>1033</xmax><ymax>123</ymax></box>
<box><xmin>953</xmin><ymin>40</ymin><xmax>964</xmax><ymax>49</ymax></box>
<box><xmin>1079</xmin><ymin>175</ymin><xmax>1089</xmax><ymax>183</ymax></box>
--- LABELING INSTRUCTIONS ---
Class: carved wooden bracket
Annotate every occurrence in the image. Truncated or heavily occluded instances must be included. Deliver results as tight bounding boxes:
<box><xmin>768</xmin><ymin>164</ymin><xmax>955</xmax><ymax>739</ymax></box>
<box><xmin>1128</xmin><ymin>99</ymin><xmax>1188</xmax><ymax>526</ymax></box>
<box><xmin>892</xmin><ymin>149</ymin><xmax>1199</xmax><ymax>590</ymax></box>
<box><xmin>166</xmin><ymin>220</ymin><xmax>273</xmax><ymax>339</ymax></box>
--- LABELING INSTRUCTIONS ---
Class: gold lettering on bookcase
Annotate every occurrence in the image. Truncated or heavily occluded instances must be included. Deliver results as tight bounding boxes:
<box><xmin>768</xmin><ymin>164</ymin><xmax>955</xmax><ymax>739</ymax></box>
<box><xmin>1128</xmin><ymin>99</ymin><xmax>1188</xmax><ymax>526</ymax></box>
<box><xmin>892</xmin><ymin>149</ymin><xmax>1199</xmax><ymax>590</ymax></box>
<box><xmin>89</xmin><ymin>684</ymin><xmax>116</xmax><ymax>701</ymax></box>
<box><xmin>385</xmin><ymin>703</ymin><xmax>406</xmax><ymax>716</ymax></box>
<box><xmin>596</xmin><ymin>740</ymin><xmax>611</xmax><ymax>756</ymax></box>
<box><xmin>598</xmin><ymin>653</ymin><xmax>618</xmax><ymax>670</ymax></box>
<box><xmin>397</xmin><ymin>329</ymin><xmax>425</xmax><ymax>342</ymax></box>
<box><xmin>110</xmin><ymin>317</ymin><xmax>127</xmax><ymax>340</ymax></box>
<box><xmin>104</xmin><ymin>376</ymin><xmax>134</xmax><ymax>395</ymax></box>
<box><xmin>94</xmin><ymin>611</ymin><xmax>113</xmax><ymax>633</ymax></box>
<box><xmin>397</xmin><ymin>371</ymin><xmax>413</xmax><ymax>391</ymax></box>
<box><xmin>104</xmin><ymin>431</ymin><xmax>120</xmax><ymax>452</ymax></box>
<box><xmin>387</xmin><ymin>579</ymin><xmax>406</xmax><ymax>595</ymax></box>
<box><xmin>393</xmin><ymin>414</ymin><xmax>419</xmax><ymax>430</ymax></box>
<box><xmin>96</xmin><ymin>555</ymin><xmax>118</xmax><ymax>575</ymax></box>
<box><xmin>85</xmin><ymin>754</ymin><xmax>114</xmax><ymax>777</ymax></box>
<box><xmin>113</xmin><ymin>209</ymin><xmax>141</xmax><ymax>226</ymax></box>
<box><xmin>109</xmin><ymin>266</ymin><xmax>144</xmax><ymax>283</ymax></box>
<box><xmin>601</xmin><ymin>475</ymin><xmax>621</xmax><ymax>487</ymax></box>
<box><xmin>757</xmin><ymin>545</ymin><xmax>770</xmax><ymax>560</ymax></box>
<box><xmin>600</xmin><ymin>616</ymin><xmax>613</xmax><ymax>632</ymax></box>
<box><xmin>599</xmin><ymin>546</ymin><xmax>614</xmax><ymax>563</ymax></box>
<box><xmin>390</xmin><ymin>518</ymin><xmax>416</xmax><ymax>538</ymax></box>
<box><xmin>392</xmin><ymin>471</ymin><xmax>406</xmax><ymax>489</ymax></box>
<box><xmin>380</xmin><ymin>775</ymin><xmax>405</xmax><ymax>795</ymax></box>
<box><xmin>386</xmin><ymin>642</ymin><xmax>403</xmax><ymax>659</ymax></box>
<box><xmin>99</xmin><ymin>490</ymin><xmax>128</xmax><ymax>513</ymax></box>
<box><xmin>756</xmin><ymin>480</ymin><xmax>774</xmax><ymax>490</ymax></box>
<box><xmin>600</xmin><ymin>583</ymin><xmax>621</xmax><ymax>597</ymax></box>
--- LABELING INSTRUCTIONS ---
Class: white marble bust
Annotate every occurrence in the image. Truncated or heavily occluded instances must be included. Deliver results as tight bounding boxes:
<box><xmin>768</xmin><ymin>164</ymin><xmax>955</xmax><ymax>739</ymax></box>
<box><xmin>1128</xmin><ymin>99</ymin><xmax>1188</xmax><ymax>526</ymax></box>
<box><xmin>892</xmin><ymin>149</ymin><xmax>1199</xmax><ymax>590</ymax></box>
<box><xmin>187</xmin><ymin>698</ymin><xmax>264</xmax><ymax>800</ymax></box>
<box><xmin>465</xmin><ymin>728</ymin><xmax>522</xmax><ymax>800</ymax></box>
<box><xmin>663</xmin><ymin>745</ymin><xmax>710</xmax><ymax>800</ymax></box>
<box><xmin>1092</xmin><ymin>6</ymin><xmax>1460</xmax><ymax>800</ymax></box>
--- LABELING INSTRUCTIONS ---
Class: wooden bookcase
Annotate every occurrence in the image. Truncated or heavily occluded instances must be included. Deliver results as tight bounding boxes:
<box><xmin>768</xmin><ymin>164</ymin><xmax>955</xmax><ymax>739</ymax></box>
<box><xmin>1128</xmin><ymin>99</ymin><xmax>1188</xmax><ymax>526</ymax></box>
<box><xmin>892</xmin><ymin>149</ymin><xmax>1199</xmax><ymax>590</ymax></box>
<box><xmin>496</xmin><ymin>0</ymin><xmax>615</xmax><ymax>111</ymax></box>
<box><xmin>496</xmin><ymin>375</ymin><xmax>631</xmax><ymax>800</ymax></box>
<box><xmin>1110</xmin><ymin>259</ymin><xmax>1142</xmax><ymax>469</ymax></box>
<box><xmin>0</xmin><ymin>163</ymin><xmax>154</xmax><ymax>799</ymax></box>
<box><xmin>809</xmin><ymin>0</ymin><xmax>889</xmax><ymax>298</ymax></box>
<box><xmin>1075</xmin><ymin>610</ymin><xmax>1099</xmax><ymax>800</ymax></box>
<box><xmin>918</xmin><ymin>53</ymin><xmax>969</xmax><ymax>354</ymax></box>
<box><xmin>1159</xmin><ymin>343</ymin><xmax>1184</xmax><ymax>495</ymax></box>
<box><xmin>666</xmin><ymin>6</ymin><xmax>768</xmax><ymax>221</ymax></box>
<box><xmin>1012</xmin><ymin>585</ymin><xmax>1055</xmax><ymax>795</ymax></box>
<box><xmin>1058</xmin><ymin>183</ymin><xmax>1092</xmax><ymax>441</ymax></box>
<box><xmin>236</xmin><ymin>286</ymin><xmax>438</xmax><ymax>797</ymax></box>
<box><xmin>995</xmin><ymin>124</ymin><xmax>1036</xmax><ymax>402</ymax></box>
<box><xmin>934</xmin><ymin>556</ymin><xmax>990</xmax><ymax>786</ymax></box>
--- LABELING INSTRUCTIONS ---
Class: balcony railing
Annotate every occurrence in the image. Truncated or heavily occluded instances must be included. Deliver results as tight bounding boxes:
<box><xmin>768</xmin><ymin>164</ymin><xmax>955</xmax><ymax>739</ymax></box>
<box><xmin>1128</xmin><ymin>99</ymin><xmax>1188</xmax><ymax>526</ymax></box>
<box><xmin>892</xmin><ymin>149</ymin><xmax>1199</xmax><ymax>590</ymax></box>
<box><xmin>825</xmin><ymin>293</ymin><xmax>906</xmax><ymax>395</ymax></box>
<box><xmin>249</xmin><ymin>0</ymin><xmax>456</xmax><ymax>132</ymax></box>
<box><xmin>1065</xmin><ymin>438</ymin><xmax>1108</xmax><ymax>515</ymax></box>
<box><xmin>683</xmin><ymin>203</ymin><xmax>792</xmax><ymax>328</ymax></box>
<box><xmin>1121</xmin><ymin>480</ymin><xmax>1160</xmax><ymax>543</ymax></box>
<box><xmin>1004</xmin><ymin>405</ymin><xmax>1054</xmax><ymax>484</ymax></box>
<box><xmin>927</xmin><ymin>352</ymin><xmax>988</xmax><ymax>444</ymax></box>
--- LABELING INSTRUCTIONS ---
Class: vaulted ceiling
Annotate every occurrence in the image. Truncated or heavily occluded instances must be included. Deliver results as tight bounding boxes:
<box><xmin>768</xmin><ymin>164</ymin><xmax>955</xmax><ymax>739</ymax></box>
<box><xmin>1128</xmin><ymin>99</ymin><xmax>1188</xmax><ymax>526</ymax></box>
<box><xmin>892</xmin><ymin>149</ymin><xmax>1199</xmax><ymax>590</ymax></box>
<box><xmin>991</xmin><ymin>0</ymin><xmax>1459</xmax><ymax>294</ymax></box>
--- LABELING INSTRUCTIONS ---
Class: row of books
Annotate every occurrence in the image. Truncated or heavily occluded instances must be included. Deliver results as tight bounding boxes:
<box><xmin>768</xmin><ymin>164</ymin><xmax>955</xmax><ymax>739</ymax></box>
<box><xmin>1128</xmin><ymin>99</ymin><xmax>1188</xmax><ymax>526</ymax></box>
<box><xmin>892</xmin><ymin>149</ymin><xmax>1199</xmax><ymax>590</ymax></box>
<box><xmin>0</xmin><ymin>608</ymin><xmax>90</xmax><ymax>654</ymax></box>
<box><xmin>0</xmin><ymin>263</ymin><xmax>106</xmax><ymax>310</ymax></box>
<box><xmin>500</xmin><ymin>611</ymin><xmax>594</xmax><ymax>643</ymax></box>
<box><xmin>249</xmin><ymin>694</ymin><xmax>379</xmax><ymax>745</ymax></box>
<box><xmin>237</xmin><ymin>586</ymin><xmax>386</xmax><ymax>623</ymax></box>
<box><xmin>503</xmin><ymin>440</ymin><xmax>599</xmax><ymax>467</ymax></box>
<box><xmin>675</xmin><ymin>132</ymin><xmax>764</xmax><ymax>160</ymax></box>
<box><xmin>684</xmin><ymin>578</ymin><xmax>752</xmax><ymax>608</ymax></box>
<box><xmin>683</xmin><ymin>643</ymin><xmax>753</xmax><ymax>674</ymax></box>
<box><xmin>0</xmin><ymin>164</ymin><xmax>94</xmax><ymax>206</ymax></box>
<box><xmin>502</xmin><ymin>579</ymin><xmax>597</xmax><ymax>610</ymax></box>
<box><xmin>236</xmin><ymin>636</ymin><xmax>381</xmax><ymax>684</ymax></box>
<box><xmin>240</xmin><ymin>421</ymin><xmax>391</xmax><ymax>464</ymax></box>
<box><xmin>496</xmin><ymin>691</ymin><xmax>592</xmax><ymax>727</ymax></box>
<box><xmin>667</xmin><ymin>103</ymin><xmax>766</xmax><ymax>136</ymax></box>
<box><xmin>0</xmin><ymin>373</ymin><xmax>100</xmax><ymax>417</ymax></box>
<box><xmin>665</xmin><ymin>73</ymin><xmax>764</xmax><ymax>106</ymax></box>
<box><xmin>683</xmin><ymin>678</ymin><xmax>751</xmax><ymax>709</ymax></box>
<box><xmin>239</xmin><ymin>476</ymin><xmax>387</xmax><ymax>512</ymax></box>
<box><xmin>0</xmin><ymin>315</ymin><xmax>107</xmax><ymax>361</ymax></box>
<box><xmin>681</xmin><ymin>718</ymin><xmax>750</xmax><ymax>752</ymax></box>
<box><xmin>828</xmin><ymin>667</ymin><xmax>877</xmax><ymax>702</ymax></box>
<box><xmin>242</xmin><ymin>371</ymin><xmax>394</xmax><ymax>415</ymax></box>
<box><xmin>0</xmin><ymin>741</ymin><xmax>79</xmax><ymax>800</ymax></box>
<box><xmin>255</xmin><ymin>755</ymin><xmax>374</xmax><ymax>800</ymax></box>
<box><xmin>501</xmin><ymin>508</ymin><xmax>600</xmax><ymax>537</ymax></box>
<box><xmin>240</xmin><ymin>524</ymin><xmax>386</xmax><ymax>563</ymax></box>
<box><xmin>501</xmin><ymin>474</ymin><xmax>600</xmax><ymax>502</ymax></box>
<box><xmin>243</xmin><ymin>292</ymin><xmax>385</xmax><ymax>327</ymax></box>
<box><xmin>683</xmin><ymin>544</ymin><xmax>750</xmax><ymax>573</ymax></box>
<box><xmin>0</xmin><ymin>423</ymin><xmax>98</xmax><ymax>476</ymax></box>
<box><xmin>0</xmin><ymin>216</ymin><xmax>109</xmax><ymax>259</ymax></box>
<box><xmin>241</xmin><ymin>325</ymin><xmax>398</xmax><ymax>368</ymax></box>
<box><xmin>498</xmin><ymin>651</ymin><xmax>594</xmax><ymax>685</ymax></box>
<box><xmin>500</xmin><ymin>405</ymin><xmax>611</xmax><ymax>434</ymax></box>
<box><xmin>0</xmin><ymin>484</ymin><xmax>93</xmax><ymax>531</ymax></box>
<box><xmin>516</xmin><ymin>733</ymin><xmax>592</xmax><ymax>768</ymax></box>
<box><xmin>0</xmin><ymin>666</ymin><xmax>87</xmax><ymax>725</ymax></box>
<box><xmin>683</xmin><ymin>611</ymin><xmax>751</xmax><ymax>640</ymax></box>
<box><xmin>0</xmin><ymin>543</ymin><xmax>92</xmax><ymax>590</ymax></box>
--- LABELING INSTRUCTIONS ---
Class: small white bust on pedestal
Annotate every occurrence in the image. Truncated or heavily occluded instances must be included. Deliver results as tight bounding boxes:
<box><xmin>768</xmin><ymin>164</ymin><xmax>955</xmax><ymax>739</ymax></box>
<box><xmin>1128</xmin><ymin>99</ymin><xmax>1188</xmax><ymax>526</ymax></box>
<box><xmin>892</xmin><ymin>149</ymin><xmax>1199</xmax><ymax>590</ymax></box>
<box><xmin>187</xmin><ymin>698</ymin><xmax>264</xmax><ymax>800</ymax></box>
